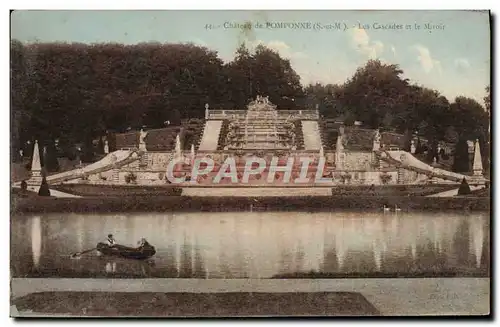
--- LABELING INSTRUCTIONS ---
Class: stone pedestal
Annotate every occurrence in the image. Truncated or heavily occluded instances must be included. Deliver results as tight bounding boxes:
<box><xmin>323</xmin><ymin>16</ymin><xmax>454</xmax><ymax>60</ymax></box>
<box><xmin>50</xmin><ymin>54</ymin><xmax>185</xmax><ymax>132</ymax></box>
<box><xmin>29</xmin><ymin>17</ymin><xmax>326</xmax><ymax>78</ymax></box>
<box><xmin>139</xmin><ymin>152</ymin><xmax>148</xmax><ymax>167</ymax></box>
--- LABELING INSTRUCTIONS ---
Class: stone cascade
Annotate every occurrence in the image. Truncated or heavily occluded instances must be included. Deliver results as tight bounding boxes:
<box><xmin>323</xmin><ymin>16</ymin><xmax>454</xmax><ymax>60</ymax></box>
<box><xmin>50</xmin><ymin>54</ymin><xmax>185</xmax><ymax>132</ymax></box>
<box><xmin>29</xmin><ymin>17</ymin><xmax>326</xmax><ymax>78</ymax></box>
<box><xmin>242</xmin><ymin>121</ymin><xmax>279</xmax><ymax>149</ymax></box>
<box><xmin>220</xmin><ymin>96</ymin><xmax>299</xmax><ymax>150</ymax></box>
<box><xmin>242</xmin><ymin>97</ymin><xmax>280</xmax><ymax>149</ymax></box>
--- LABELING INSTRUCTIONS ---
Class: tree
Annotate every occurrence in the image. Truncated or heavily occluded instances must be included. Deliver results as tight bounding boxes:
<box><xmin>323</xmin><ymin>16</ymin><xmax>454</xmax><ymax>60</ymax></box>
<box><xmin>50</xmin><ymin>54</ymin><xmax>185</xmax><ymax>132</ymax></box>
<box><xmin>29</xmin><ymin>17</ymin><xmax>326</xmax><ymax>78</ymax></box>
<box><xmin>449</xmin><ymin>96</ymin><xmax>488</xmax><ymax>140</ymax></box>
<box><xmin>44</xmin><ymin>142</ymin><xmax>60</xmax><ymax>172</ymax></box>
<box><xmin>444</xmin><ymin>126</ymin><xmax>459</xmax><ymax>144</ymax></box>
<box><xmin>224</xmin><ymin>43</ymin><xmax>304</xmax><ymax>109</ymax></box>
<box><xmin>452</xmin><ymin>138</ymin><xmax>470</xmax><ymax>173</ymax></box>
<box><xmin>484</xmin><ymin>85</ymin><xmax>490</xmax><ymax>116</ymax></box>
<box><xmin>449</xmin><ymin>96</ymin><xmax>489</xmax><ymax>167</ymax></box>
<box><xmin>336</xmin><ymin>60</ymin><xmax>410</xmax><ymax>129</ymax></box>
<box><xmin>304</xmin><ymin>83</ymin><xmax>342</xmax><ymax>117</ymax></box>
<box><xmin>403</xmin><ymin>129</ymin><xmax>413</xmax><ymax>152</ymax></box>
<box><xmin>410</xmin><ymin>86</ymin><xmax>450</xmax><ymax>143</ymax></box>
<box><xmin>11</xmin><ymin>40</ymin><xmax>30</xmax><ymax>161</ymax></box>
<box><xmin>11</xmin><ymin>41</ymin><xmax>229</xmax><ymax>155</ymax></box>
<box><xmin>169</xmin><ymin>108</ymin><xmax>182</xmax><ymax>126</ymax></box>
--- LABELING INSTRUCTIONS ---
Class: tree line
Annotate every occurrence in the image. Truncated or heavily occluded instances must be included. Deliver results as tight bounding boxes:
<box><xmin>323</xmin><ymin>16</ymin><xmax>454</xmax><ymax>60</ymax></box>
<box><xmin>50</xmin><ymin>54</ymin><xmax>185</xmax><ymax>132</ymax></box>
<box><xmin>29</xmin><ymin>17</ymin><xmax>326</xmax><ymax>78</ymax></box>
<box><xmin>10</xmin><ymin>40</ymin><xmax>490</xmax><ymax>171</ymax></box>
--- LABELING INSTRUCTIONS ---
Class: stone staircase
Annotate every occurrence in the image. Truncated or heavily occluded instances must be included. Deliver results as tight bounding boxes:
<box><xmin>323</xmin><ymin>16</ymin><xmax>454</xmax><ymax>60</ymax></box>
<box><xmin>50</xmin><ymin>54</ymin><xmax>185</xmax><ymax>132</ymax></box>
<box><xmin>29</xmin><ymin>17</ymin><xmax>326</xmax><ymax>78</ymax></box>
<box><xmin>301</xmin><ymin>121</ymin><xmax>323</xmax><ymax>150</ymax></box>
<box><xmin>198</xmin><ymin>120</ymin><xmax>223</xmax><ymax>151</ymax></box>
<box><xmin>111</xmin><ymin>169</ymin><xmax>119</xmax><ymax>183</ymax></box>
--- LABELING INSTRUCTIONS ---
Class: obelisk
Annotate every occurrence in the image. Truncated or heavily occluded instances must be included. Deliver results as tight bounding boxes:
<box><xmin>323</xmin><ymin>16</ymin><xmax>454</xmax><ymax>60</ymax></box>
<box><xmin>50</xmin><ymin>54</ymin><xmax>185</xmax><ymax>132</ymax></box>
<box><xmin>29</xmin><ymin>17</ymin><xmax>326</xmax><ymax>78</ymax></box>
<box><xmin>472</xmin><ymin>139</ymin><xmax>483</xmax><ymax>176</ymax></box>
<box><xmin>30</xmin><ymin>140</ymin><xmax>43</xmax><ymax>185</ymax></box>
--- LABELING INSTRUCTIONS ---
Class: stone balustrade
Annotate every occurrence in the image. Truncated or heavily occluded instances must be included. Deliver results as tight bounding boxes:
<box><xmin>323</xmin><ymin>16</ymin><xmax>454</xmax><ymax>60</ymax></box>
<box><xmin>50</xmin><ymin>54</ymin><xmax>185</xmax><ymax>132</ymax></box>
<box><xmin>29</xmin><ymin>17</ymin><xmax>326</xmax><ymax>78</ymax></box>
<box><xmin>207</xmin><ymin>110</ymin><xmax>319</xmax><ymax>121</ymax></box>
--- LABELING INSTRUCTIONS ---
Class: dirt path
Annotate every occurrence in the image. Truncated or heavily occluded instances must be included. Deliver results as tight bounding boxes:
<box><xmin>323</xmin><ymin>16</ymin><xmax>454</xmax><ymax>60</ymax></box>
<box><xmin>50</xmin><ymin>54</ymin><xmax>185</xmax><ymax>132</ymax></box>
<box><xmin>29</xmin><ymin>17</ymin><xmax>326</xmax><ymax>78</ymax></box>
<box><xmin>12</xmin><ymin>291</ymin><xmax>379</xmax><ymax>317</ymax></box>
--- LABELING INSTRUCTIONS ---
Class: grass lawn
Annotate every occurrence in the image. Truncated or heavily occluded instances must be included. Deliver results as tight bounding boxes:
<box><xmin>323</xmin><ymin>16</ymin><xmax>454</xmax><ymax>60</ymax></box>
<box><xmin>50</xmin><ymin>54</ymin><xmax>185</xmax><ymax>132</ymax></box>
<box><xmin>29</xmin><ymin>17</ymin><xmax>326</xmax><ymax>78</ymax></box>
<box><xmin>10</xmin><ymin>194</ymin><xmax>490</xmax><ymax>214</ymax></box>
<box><xmin>51</xmin><ymin>184</ymin><xmax>182</xmax><ymax>197</ymax></box>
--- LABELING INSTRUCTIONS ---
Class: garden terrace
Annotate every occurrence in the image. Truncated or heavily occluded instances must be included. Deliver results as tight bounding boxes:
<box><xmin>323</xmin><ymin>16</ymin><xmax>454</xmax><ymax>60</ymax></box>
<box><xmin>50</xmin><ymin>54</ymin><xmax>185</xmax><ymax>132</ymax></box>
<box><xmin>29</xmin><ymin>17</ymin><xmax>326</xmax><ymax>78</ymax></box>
<box><xmin>114</xmin><ymin>126</ymin><xmax>182</xmax><ymax>151</ymax></box>
<box><xmin>381</xmin><ymin>132</ymin><xmax>407</xmax><ymax>150</ymax></box>
<box><xmin>180</xmin><ymin>119</ymin><xmax>205</xmax><ymax>150</ymax></box>
<box><xmin>319</xmin><ymin>119</ymin><xmax>342</xmax><ymax>150</ymax></box>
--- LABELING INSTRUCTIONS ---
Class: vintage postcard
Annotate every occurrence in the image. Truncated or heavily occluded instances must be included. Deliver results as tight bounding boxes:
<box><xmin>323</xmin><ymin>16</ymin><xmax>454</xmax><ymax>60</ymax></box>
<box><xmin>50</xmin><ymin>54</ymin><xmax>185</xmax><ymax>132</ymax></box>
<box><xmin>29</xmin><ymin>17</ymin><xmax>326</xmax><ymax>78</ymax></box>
<box><xmin>10</xmin><ymin>9</ymin><xmax>490</xmax><ymax>317</ymax></box>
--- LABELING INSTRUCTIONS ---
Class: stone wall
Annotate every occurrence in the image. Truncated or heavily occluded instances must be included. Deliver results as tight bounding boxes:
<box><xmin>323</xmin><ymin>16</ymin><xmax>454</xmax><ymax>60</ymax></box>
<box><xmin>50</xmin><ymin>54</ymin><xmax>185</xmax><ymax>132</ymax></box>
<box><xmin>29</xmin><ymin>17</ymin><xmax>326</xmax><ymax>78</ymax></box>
<box><xmin>145</xmin><ymin>152</ymin><xmax>174</xmax><ymax>171</ymax></box>
<box><xmin>332</xmin><ymin>171</ymin><xmax>399</xmax><ymax>185</ymax></box>
<box><xmin>398</xmin><ymin>168</ymin><xmax>419</xmax><ymax>184</ymax></box>
<box><xmin>56</xmin><ymin>149</ymin><xmax>423</xmax><ymax>187</ymax></box>
<box><xmin>117</xmin><ymin>170</ymin><xmax>169</xmax><ymax>185</ymax></box>
<box><xmin>343</xmin><ymin>152</ymin><xmax>374</xmax><ymax>171</ymax></box>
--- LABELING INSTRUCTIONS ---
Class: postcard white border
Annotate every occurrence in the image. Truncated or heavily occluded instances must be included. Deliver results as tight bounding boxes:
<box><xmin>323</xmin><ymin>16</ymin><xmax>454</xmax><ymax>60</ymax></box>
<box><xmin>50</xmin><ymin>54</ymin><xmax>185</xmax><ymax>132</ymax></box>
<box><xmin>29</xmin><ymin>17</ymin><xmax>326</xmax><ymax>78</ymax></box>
<box><xmin>2</xmin><ymin>0</ymin><xmax>496</xmax><ymax>325</ymax></box>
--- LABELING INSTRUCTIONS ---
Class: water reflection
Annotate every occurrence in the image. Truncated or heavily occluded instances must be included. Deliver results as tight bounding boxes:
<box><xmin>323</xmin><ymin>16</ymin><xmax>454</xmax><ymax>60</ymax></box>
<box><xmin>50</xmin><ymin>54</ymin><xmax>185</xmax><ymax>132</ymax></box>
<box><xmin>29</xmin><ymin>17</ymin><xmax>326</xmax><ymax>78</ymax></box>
<box><xmin>470</xmin><ymin>215</ymin><xmax>484</xmax><ymax>268</ymax></box>
<box><xmin>30</xmin><ymin>216</ymin><xmax>42</xmax><ymax>269</ymax></box>
<box><xmin>12</xmin><ymin>211</ymin><xmax>490</xmax><ymax>278</ymax></box>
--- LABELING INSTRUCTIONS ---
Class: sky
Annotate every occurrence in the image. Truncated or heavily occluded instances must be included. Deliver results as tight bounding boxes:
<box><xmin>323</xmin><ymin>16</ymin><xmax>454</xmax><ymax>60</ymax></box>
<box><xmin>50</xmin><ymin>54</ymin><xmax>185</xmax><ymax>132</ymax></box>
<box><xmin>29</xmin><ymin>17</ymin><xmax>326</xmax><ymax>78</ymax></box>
<box><xmin>11</xmin><ymin>10</ymin><xmax>491</xmax><ymax>105</ymax></box>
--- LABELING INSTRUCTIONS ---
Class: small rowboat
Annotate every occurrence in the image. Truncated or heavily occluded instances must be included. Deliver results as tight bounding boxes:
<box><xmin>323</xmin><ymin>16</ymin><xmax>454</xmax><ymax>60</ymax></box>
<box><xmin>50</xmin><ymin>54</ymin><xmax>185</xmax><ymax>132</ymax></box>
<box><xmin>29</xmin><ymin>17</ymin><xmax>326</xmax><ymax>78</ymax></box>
<box><xmin>96</xmin><ymin>242</ymin><xmax>156</xmax><ymax>260</ymax></box>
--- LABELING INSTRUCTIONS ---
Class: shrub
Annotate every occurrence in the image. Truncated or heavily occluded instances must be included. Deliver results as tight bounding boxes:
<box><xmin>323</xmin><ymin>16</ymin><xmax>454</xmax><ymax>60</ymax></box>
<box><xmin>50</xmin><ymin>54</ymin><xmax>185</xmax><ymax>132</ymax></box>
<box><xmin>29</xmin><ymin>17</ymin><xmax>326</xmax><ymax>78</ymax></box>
<box><xmin>170</xmin><ymin>187</ymin><xmax>182</xmax><ymax>196</ymax></box>
<box><xmin>339</xmin><ymin>173</ymin><xmax>352</xmax><ymax>184</ymax></box>
<box><xmin>21</xmin><ymin>180</ymin><xmax>28</xmax><ymax>192</ymax></box>
<box><xmin>458</xmin><ymin>177</ymin><xmax>471</xmax><ymax>195</ymax></box>
<box><xmin>380</xmin><ymin>173</ymin><xmax>392</xmax><ymax>185</ymax></box>
<box><xmin>38</xmin><ymin>177</ymin><xmax>51</xmax><ymax>196</ymax></box>
<box><xmin>125</xmin><ymin>172</ymin><xmax>137</xmax><ymax>184</ymax></box>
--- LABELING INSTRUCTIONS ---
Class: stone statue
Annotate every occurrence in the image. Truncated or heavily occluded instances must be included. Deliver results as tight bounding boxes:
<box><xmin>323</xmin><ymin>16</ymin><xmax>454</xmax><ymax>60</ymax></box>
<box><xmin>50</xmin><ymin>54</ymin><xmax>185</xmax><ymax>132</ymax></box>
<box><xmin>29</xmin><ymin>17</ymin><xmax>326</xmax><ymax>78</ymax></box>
<box><xmin>139</xmin><ymin>129</ymin><xmax>148</xmax><ymax>151</ymax></box>
<box><xmin>374</xmin><ymin>129</ymin><xmax>381</xmax><ymax>143</ymax></box>
<box><xmin>140</xmin><ymin>129</ymin><xmax>147</xmax><ymax>143</ymax></box>
<box><xmin>410</xmin><ymin>140</ymin><xmax>416</xmax><ymax>154</ymax></box>
<box><xmin>104</xmin><ymin>140</ymin><xmax>109</xmax><ymax>154</ymax></box>
<box><xmin>372</xmin><ymin>129</ymin><xmax>381</xmax><ymax>152</ymax></box>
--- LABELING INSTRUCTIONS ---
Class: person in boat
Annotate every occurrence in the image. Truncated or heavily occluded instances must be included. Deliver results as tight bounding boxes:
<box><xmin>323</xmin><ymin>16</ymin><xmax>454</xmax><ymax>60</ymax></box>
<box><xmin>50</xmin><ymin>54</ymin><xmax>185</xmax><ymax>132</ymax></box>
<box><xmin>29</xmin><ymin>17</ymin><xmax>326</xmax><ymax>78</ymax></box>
<box><xmin>138</xmin><ymin>238</ymin><xmax>150</xmax><ymax>247</ymax></box>
<box><xmin>107</xmin><ymin>234</ymin><xmax>117</xmax><ymax>247</ymax></box>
